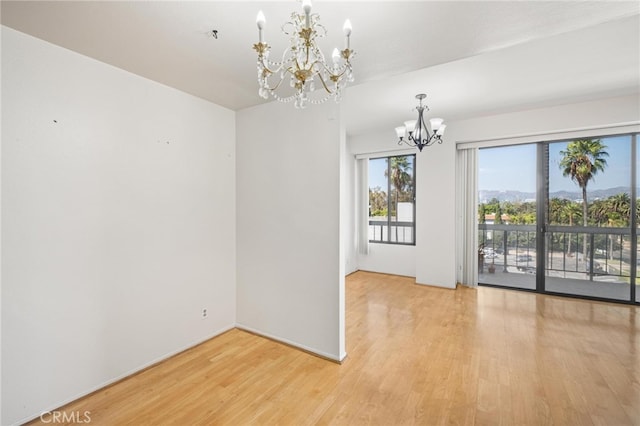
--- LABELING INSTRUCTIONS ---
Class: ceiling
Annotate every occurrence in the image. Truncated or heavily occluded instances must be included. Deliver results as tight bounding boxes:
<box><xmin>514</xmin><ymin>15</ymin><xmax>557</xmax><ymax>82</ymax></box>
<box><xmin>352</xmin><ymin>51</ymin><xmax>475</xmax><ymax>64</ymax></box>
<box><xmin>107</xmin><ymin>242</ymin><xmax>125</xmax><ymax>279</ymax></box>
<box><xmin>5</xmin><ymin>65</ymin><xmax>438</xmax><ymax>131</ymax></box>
<box><xmin>2</xmin><ymin>1</ymin><xmax>639</xmax><ymax>136</ymax></box>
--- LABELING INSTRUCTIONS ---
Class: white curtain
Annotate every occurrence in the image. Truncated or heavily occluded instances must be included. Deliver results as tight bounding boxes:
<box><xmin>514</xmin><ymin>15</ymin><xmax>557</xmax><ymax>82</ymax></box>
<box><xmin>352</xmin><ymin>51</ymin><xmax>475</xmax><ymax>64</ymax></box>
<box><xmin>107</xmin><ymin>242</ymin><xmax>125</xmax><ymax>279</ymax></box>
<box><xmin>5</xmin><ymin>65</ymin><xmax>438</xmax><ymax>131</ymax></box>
<box><xmin>456</xmin><ymin>147</ymin><xmax>478</xmax><ymax>287</ymax></box>
<box><xmin>356</xmin><ymin>158</ymin><xmax>369</xmax><ymax>255</ymax></box>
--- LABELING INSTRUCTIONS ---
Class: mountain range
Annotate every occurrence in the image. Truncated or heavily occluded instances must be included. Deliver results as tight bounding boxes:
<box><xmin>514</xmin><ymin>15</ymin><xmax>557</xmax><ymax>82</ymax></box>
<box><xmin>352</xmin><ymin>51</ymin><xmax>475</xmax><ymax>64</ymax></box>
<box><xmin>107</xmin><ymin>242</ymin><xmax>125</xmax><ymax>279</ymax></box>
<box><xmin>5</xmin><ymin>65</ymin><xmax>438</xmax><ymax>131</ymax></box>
<box><xmin>479</xmin><ymin>187</ymin><xmax>639</xmax><ymax>203</ymax></box>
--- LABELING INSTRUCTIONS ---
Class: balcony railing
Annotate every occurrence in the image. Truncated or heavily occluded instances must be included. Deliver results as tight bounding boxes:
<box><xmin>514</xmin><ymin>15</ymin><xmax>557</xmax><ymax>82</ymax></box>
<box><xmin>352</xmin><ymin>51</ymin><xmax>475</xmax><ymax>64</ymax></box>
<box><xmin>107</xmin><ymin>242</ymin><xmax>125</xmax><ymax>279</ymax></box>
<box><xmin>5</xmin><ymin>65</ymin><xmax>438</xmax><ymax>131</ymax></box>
<box><xmin>478</xmin><ymin>223</ymin><xmax>633</xmax><ymax>283</ymax></box>
<box><xmin>369</xmin><ymin>219</ymin><xmax>414</xmax><ymax>244</ymax></box>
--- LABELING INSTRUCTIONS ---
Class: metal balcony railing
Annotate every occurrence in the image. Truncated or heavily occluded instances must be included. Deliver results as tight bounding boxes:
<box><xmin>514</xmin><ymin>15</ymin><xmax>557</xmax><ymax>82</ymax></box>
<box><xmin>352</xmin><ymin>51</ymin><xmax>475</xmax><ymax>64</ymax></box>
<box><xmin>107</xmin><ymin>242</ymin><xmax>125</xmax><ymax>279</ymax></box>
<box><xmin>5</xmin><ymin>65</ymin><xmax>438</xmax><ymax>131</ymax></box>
<box><xmin>369</xmin><ymin>219</ymin><xmax>414</xmax><ymax>244</ymax></box>
<box><xmin>478</xmin><ymin>223</ymin><xmax>633</xmax><ymax>282</ymax></box>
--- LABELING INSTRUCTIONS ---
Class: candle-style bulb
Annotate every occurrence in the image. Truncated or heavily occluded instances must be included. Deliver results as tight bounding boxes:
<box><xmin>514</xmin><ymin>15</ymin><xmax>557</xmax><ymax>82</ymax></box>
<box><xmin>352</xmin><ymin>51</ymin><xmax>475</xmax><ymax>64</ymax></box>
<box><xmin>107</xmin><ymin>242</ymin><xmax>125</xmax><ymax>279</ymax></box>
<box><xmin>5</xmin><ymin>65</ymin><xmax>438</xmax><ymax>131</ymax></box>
<box><xmin>343</xmin><ymin>19</ymin><xmax>352</xmax><ymax>49</ymax></box>
<box><xmin>302</xmin><ymin>0</ymin><xmax>312</xmax><ymax>15</ymax></box>
<box><xmin>256</xmin><ymin>11</ymin><xmax>266</xmax><ymax>29</ymax></box>
<box><xmin>343</xmin><ymin>19</ymin><xmax>352</xmax><ymax>36</ymax></box>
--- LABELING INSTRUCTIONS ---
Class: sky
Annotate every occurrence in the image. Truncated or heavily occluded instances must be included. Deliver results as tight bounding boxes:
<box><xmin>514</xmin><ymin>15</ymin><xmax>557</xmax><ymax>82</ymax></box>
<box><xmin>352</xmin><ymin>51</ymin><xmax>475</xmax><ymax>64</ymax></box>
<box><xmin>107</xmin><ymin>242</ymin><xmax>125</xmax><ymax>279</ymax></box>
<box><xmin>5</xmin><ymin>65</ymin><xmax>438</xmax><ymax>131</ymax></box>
<box><xmin>478</xmin><ymin>135</ymin><xmax>634</xmax><ymax>193</ymax></box>
<box><xmin>368</xmin><ymin>135</ymin><xmax>635</xmax><ymax>195</ymax></box>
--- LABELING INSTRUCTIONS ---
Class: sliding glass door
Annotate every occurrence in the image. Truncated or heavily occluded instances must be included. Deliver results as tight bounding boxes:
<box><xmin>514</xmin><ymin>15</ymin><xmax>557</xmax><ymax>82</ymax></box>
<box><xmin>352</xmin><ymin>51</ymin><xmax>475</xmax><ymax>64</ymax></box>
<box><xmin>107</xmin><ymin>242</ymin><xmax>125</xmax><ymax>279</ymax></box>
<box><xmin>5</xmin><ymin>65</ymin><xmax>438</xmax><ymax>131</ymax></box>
<box><xmin>477</xmin><ymin>133</ymin><xmax>639</xmax><ymax>304</ymax></box>
<box><xmin>478</xmin><ymin>144</ymin><xmax>537</xmax><ymax>290</ymax></box>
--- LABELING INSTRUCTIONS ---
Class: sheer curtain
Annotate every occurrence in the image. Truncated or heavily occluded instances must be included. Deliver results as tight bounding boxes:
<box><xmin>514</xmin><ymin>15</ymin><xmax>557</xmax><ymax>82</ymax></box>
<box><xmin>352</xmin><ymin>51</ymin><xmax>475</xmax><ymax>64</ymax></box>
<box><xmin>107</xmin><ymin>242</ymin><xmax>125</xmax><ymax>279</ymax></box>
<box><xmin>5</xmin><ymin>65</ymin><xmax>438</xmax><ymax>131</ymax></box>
<box><xmin>356</xmin><ymin>158</ymin><xmax>369</xmax><ymax>255</ymax></box>
<box><xmin>456</xmin><ymin>147</ymin><xmax>478</xmax><ymax>287</ymax></box>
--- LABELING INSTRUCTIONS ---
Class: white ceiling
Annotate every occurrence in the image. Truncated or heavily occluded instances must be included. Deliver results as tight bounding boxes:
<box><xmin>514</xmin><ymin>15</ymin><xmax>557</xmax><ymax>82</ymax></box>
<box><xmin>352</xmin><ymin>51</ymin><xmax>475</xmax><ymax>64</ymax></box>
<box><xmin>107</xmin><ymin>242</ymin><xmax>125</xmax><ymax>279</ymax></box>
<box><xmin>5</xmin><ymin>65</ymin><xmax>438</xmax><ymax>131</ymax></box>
<box><xmin>2</xmin><ymin>1</ymin><xmax>639</xmax><ymax>136</ymax></box>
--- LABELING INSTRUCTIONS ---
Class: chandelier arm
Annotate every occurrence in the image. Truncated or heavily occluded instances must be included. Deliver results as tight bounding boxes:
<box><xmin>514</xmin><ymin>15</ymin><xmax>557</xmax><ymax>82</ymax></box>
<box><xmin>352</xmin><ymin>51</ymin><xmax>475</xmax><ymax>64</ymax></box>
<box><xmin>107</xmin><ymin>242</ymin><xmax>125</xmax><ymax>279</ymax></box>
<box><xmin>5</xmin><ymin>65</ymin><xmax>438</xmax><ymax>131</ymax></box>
<box><xmin>317</xmin><ymin>61</ymin><xmax>349</xmax><ymax>81</ymax></box>
<box><xmin>316</xmin><ymin>72</ymin><xmax>334</xmax><ymax>94</ymax></box>
<box><xmin>264</xmin><ymin>73</ymin><xmax>287</xmax><ymax>92</ymax></box>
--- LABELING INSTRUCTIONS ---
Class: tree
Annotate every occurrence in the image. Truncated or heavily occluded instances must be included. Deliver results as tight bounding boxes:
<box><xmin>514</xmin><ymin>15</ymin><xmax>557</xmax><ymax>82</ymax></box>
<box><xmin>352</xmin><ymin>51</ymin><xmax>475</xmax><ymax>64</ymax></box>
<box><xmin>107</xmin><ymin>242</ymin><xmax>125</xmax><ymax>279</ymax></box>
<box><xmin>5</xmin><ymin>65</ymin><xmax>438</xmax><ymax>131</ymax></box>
<box><xmin>369</xmin><ymin>187</ymin><xmax>387</xmax><ymax>217</ymax></box>
<box><xmin>478</xmin><ymin>204</ymin><xmax>486</xmax><ymax>224</ymax></box>
<box><xmin>385</xmin><ymin>156</ymin><xmax>413</xmax><ymax>240</ymax></box>
<box><xmin>562</xmin><ymin>202</ymin><xmax>582</xmax><ymax>256</ymax></box>
<box><xmin>385</xmin><ymin>156</ymin><xmax>413</xmax><ymax>206</ymax></box>
<box><xmin>559</xmin><ymin>139</ymin><xmax>609</xmax><ymax>263</ymax></box>
<box><xmin>607</xmin><ymin>193</ymin><xmax>631</xmax><ymax>226</ymax></box>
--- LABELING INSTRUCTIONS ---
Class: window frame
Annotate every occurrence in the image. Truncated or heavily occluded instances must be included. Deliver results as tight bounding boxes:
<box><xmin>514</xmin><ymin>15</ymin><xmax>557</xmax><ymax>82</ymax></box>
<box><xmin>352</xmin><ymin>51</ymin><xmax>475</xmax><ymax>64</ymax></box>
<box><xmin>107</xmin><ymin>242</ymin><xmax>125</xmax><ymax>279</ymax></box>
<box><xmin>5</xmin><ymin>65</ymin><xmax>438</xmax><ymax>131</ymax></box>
<box><xmin>368</xmin><ymin>153</ymin><xmax>416</xmax><ymax>246</ymax></box>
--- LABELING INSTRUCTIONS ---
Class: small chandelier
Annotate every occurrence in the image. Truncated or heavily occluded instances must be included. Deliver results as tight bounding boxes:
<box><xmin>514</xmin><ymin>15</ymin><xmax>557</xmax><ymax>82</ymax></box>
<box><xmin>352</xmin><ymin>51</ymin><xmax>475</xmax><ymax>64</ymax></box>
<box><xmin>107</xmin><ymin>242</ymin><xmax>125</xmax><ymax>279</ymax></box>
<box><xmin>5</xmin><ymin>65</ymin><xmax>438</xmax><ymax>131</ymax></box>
<box><xmin>253</xmin><ymin>0</ymin><xmax>354</xmax><ymax>109</ymax></box>
<box><xmin>395</xmin><ymin>94</ymin><xmax>446</xmax><ymax>152</ymax></box>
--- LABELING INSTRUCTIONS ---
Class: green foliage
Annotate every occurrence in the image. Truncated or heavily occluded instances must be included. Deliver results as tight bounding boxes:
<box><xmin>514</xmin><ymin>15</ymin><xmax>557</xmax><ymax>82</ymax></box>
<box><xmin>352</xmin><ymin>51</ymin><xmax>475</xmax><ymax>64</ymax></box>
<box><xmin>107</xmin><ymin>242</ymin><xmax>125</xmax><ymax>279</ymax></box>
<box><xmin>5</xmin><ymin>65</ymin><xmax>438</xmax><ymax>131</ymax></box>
<box><xmin>479</xmin><ymin>194</ymin><xmax>637</xmax><ymax>227</ymax></box>
<box><xmin>369</xmin><ymin>186</ymin><xmax>387</xmax><ymax>216</ymax></box>
<box><xmin>559</xmin><ymin>139</ymin><xmax>609</xmax><ymax>191</ymax></box>
<box><xmin>371</xmin><ymin>209</ymin><xmax>388</xmax><ymax>217</ymax></box>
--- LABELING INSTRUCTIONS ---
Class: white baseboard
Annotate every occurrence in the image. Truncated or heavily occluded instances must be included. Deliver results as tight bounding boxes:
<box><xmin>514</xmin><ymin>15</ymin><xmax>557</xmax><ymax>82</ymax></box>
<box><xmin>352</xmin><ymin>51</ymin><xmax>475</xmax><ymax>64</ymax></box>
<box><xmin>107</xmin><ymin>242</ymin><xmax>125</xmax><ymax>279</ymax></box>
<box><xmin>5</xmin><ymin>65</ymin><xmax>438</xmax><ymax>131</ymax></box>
<box><xmin>235</xmin><ymin>323</ymin><xmax>342</xmax><ymax>362</ymax></box>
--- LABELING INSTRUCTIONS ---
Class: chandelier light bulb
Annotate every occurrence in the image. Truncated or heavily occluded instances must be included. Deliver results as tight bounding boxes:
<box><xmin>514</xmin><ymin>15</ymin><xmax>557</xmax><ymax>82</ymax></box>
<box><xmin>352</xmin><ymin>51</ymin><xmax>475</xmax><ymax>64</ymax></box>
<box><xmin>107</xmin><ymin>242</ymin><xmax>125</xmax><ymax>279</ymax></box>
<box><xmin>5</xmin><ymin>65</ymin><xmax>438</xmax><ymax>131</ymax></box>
<box><xmin>404</xmin><ymin>120</ymin><xmax>416</xmax><ymax>133</ymax></box>
<box><xmin>343</xmin><ymin>19</ymin><xmax>352</xmax><ymax>49</ymax></box>
<box><xmin>429</xmin><ymin>117</ymin><xmax>443</xmax><ymax>131</ymax></box>
<box><xmin>256</xmin><ymin>11</ymin><xmax>266</xmax><ymax>42</ymax></box>
<box><xmin>256</xmin><ymin>11</ymin><xmax>266</xmax><ymax>29</ymax></box>
<box><xmin>343</xmin><ymin>19</ymin><xmax>352</xmax><ymax>36</ymax></box>
<box><xmin>302</xmin><ymin>0</ymin><xmax>312</xmax><ymax>27</ymax></box>
<box><xmin>302</xmin><ymin>0</ymin><xmax>312</xmax><ymax>15</ymax></box>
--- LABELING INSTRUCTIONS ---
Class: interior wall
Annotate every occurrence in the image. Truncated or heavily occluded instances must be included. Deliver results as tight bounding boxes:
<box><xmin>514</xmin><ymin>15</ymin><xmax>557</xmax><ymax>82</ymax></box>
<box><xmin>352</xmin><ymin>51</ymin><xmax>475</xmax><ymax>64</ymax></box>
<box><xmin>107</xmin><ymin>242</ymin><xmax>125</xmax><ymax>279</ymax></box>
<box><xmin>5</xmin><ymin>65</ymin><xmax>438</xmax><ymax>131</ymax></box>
<box><xmin>1</xmin><ymin>27</ymin><xmax>237</xmax><ymax>425</ymax></box>
<box><xmin>347</xmin><ymin>94</ymin><xmax>640</xmax><ymax>288</ymax></box>
<box><xmin>235</xmin><ymin>101</ymin><xmax>345</xmax><ymax>361</ymax></box>
<box><xmin>342</xmin><ymin>136</ymin><xmax>357</xmax><ymax>276</ymax></box>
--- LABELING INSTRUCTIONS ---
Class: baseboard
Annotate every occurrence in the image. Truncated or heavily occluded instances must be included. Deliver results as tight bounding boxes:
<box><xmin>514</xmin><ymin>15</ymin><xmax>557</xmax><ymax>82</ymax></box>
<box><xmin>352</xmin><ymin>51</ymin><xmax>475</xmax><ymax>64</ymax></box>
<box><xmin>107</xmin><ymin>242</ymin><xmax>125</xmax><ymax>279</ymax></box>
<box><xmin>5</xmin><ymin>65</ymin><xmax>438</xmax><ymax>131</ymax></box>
<box><xmin>235</xmin><ymin>323</ymin><xmax>343</xmax><ymax>363</ymax></box>
<box><xmin>415</xmin><ymin>280</ymin><xmax>457</xmax><ymax>289</ymax></box>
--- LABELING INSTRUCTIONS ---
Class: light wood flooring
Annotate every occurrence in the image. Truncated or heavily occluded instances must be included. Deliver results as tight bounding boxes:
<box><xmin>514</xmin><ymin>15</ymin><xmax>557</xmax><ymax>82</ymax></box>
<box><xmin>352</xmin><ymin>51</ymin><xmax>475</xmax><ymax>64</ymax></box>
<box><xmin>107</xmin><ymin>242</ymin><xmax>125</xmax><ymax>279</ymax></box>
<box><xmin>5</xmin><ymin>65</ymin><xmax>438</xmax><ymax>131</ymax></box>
<box><xmin>28</xmin><ymin>271</ymin><xmax>640</xmax><ymax>425</ymax></box>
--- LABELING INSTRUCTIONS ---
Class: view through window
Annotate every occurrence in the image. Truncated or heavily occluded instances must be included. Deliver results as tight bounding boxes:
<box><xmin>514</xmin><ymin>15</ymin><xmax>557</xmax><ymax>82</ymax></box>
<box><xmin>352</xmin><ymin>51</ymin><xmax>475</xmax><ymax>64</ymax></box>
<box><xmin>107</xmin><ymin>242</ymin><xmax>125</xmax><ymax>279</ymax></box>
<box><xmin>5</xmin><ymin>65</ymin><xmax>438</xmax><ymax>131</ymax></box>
<box><xmin>478</xmin><ymin>134</ymin><xmax>639</xmax><ymax>303</ymax></box>
<box><xmin>368</xmin><ymin>154</ymin><xmax>416</xmax><ymax>245</ymax></box>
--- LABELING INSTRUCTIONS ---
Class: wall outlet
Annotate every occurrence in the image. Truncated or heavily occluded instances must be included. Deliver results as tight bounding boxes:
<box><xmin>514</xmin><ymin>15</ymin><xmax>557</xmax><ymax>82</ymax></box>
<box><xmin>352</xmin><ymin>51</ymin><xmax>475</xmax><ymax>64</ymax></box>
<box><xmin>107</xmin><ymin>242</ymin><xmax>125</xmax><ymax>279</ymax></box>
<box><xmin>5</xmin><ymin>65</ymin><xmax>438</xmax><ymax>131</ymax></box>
<box><xmin>201</xmin><ymin>308</ymin><xmax>208</xmax><ymax>319</ymax></box>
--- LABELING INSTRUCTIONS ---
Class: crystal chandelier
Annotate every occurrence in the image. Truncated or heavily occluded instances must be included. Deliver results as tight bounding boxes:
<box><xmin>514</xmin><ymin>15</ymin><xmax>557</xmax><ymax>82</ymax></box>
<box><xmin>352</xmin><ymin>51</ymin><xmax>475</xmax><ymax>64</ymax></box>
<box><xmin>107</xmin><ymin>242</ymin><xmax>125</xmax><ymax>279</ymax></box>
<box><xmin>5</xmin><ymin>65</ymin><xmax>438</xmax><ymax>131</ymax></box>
<box><xmin>395</xmin><ymin>94</ymin><xmax>446</xmax><ymax>152</ymax></box>
<box><xmin>253</xmin><ymin>0</ymin><xmax>354</xmax><ymax>109</ymax></box>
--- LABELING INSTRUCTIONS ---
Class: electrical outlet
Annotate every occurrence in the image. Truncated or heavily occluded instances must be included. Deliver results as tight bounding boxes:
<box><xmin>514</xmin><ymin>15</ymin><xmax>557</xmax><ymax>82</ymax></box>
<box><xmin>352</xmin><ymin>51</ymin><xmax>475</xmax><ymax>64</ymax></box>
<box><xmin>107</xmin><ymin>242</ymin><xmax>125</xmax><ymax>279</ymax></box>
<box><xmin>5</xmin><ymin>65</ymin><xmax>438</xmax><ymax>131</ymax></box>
<box><xmin>201</xmin><ymin>308</ymin><xmax>208</xmax><ymax>319</ymax></box>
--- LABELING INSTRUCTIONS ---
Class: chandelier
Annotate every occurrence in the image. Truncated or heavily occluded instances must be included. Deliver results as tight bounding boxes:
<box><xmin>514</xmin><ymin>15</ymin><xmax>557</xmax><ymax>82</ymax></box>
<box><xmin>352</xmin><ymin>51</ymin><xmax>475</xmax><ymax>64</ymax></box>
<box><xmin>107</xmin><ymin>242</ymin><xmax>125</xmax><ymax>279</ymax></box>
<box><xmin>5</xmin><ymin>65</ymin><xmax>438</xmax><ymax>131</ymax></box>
<box><xmin>253</xmin><ymin>0</ymin><xmax>354</xmax><ymax>109</ymax></box>
<box><xmin>395</xmin><ymin>94</ymin><xmax>446</xmax><ymax>151</ymax></box>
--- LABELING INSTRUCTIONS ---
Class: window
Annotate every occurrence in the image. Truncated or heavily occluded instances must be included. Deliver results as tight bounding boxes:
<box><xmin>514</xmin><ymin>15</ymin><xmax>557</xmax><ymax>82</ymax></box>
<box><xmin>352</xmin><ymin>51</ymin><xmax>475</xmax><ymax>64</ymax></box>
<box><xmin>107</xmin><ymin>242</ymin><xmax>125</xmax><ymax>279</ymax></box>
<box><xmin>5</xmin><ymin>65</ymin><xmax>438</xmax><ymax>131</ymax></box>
<box><xmin>368</xmin><ymin>154</ymin><xmax>416</xmax><ymax>244</ymax></box>
<box><xmin>476</xmin><ymin>133</ymin><xmax>640</xmax><ymax>304</ymax></box>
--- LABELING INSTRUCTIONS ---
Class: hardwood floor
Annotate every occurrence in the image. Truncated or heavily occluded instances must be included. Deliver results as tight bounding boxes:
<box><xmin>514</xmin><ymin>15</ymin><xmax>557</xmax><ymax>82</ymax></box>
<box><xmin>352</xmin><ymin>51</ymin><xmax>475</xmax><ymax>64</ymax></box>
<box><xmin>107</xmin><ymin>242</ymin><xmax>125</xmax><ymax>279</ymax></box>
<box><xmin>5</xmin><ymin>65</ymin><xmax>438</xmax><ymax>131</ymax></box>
<box><xmin>28</xmin><ymin>271</ymin><xmax>639</xmax><ymax>425</ymax></box>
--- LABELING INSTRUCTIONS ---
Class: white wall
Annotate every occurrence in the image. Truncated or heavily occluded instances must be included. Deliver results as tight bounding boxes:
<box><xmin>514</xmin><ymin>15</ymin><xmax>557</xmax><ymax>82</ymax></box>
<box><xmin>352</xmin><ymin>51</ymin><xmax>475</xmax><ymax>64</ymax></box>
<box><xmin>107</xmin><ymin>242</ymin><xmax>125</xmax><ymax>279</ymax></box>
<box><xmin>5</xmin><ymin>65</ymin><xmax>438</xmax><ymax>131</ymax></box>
<box><xmin>342</xmin><ymin>136</ymin><xmax>357</xmax><ymax>276</ymax></box>
<box><xmin>236</xmin><ymin>101</ymin><xmax>345</xmax><ymax>361</ymax></box>
<box><xmin>358</xmin><ymin>244</ymin><xmax>416</xmax><ymax>277</ymax></box>
<box><xmin>1</xmin><ymin>27</ymin><xmax>237</xmax><ymax>425</ymax></box>
<box><xmin>348</xmin><ymin>94</ymin><xmax>640</xmax><ymax>288</ymax></box>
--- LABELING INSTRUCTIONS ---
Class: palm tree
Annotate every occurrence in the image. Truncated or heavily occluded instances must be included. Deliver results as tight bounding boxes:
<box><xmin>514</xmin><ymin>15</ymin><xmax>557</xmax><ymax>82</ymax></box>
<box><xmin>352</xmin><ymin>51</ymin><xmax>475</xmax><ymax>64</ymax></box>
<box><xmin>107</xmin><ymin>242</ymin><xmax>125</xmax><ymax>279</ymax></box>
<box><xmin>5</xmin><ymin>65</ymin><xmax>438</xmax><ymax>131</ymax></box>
<box><xmin>559</xmin><ymin>139</ymin><xmax>609</xmax><ymax>264</ymax></box>
<box><xmin>606</xmin><ymin>193</ymin><xmax>631</xmax><ymax>259</ymax></box>
<box><xmin>607</xmin><ymin>193</ymin><xmax>631</xmax><ymax>226</ymax></box>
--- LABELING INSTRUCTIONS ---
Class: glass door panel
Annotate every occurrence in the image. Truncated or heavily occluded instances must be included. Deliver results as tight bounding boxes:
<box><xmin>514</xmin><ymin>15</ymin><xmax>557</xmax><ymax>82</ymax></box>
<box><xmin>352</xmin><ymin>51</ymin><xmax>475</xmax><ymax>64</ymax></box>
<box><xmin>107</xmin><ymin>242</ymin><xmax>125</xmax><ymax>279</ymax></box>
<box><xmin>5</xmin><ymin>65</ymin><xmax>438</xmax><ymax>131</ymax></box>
<box><xmin>478</xmin><ymin>144</ymin><xmax>537</xmax><ymax>290</ymax></box>
<box><xmin>546</xmin><ymin>136</ymin><xmax>632</xmax><ymax>301</ymax></box>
